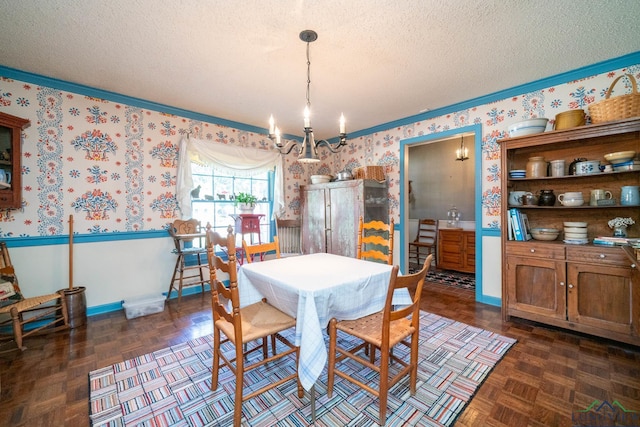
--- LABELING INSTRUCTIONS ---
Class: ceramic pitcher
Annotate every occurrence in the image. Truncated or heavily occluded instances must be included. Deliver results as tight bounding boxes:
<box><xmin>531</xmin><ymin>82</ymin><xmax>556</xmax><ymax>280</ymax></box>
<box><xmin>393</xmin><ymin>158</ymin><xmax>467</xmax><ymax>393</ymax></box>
<box><xmin>621</xmin><ymin>186</ymin><xmax>640</xmax><ymax>206</ymax></box>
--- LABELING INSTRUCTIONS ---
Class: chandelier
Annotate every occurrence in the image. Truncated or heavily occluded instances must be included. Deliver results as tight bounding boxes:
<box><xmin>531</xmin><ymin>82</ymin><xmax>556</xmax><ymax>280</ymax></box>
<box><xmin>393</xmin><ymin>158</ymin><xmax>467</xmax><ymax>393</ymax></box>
<box><xmin>268</xmin><ymin>30</ymin><xmax>347</xmax><ymax>163</ymax></box>
<box><xmin>455</xmin><ymin>136</ymin><xmax>469</xmax><ymax>161</ymax></box>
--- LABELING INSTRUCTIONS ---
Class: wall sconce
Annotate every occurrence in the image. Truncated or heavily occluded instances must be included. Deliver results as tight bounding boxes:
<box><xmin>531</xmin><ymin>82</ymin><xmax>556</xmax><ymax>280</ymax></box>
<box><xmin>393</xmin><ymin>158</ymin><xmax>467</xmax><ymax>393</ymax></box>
<box><xmin>455</xmin><ymin>136</ymin><xmax>469</xmax><ymax>161</ymax></box>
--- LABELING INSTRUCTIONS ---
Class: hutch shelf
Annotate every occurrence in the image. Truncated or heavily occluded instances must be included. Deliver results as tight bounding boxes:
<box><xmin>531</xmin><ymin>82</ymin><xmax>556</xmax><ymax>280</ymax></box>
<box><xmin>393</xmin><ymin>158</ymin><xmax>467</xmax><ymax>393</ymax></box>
<box><xmin>0</xmin><ymin>112</ymin><xmax>30</xmax><ymax>209</ymax></box>
<box><xmin>499</xmin><ymin>117</ymin><xmax>640</xmax><ymax>346</ymax></box>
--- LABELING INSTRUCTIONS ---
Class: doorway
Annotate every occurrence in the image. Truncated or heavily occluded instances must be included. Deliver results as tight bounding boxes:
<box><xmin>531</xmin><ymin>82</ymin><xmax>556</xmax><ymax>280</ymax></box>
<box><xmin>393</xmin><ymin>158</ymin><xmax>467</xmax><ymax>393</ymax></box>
<box><xmin>400</xmin><ymin>124</ymin><xmax>483</xmax><ymax>301</ymax></box>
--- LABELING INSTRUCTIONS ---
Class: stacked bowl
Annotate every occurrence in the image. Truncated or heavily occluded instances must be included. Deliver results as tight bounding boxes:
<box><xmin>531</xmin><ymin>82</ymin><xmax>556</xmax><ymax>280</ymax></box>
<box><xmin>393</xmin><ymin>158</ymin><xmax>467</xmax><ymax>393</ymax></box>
<box><xmin>509</xmin><ymin>169</ymin><xmax>526</xmax><ymax>178</ymax></box>
<box><xmin>604</xmin><ymin>151</ymin><xmax>638</xmax><ymax>172</ymax></box>
<box><xmin>564</xmin><ymin>221</ymin><xmax>588</xmax><ymax>244</ymax></box>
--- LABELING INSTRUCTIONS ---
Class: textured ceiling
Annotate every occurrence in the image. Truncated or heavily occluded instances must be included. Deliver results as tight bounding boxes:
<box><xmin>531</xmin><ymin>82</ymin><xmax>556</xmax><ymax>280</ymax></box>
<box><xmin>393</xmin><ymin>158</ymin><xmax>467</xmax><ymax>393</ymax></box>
<box><xmin>1</xmin><ymin>0</ymin><xmax>640</xmax><ymax>140</ymax></box>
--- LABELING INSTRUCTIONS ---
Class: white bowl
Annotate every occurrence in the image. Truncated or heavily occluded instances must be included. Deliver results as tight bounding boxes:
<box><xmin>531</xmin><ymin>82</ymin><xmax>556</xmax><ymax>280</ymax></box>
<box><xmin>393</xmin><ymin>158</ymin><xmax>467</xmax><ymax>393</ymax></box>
<box><xmin>565</xmin><ymin>232</ymin><xmax>588</xmax><ymax>239</ymax></box>
<box><xmin>564</xmin><ymin>222</ymin><xmax>588</xmax><ymax>227</ymax></box>
<box><xmin>564</xmin><ymin>227</ymin><xmax>587</xmax><ymax>233</ymax></box>
<box><xmin>604</xmin><ymin>151</ymin><xmax>636</xmax><ymax>164</ymax></box>
<box><xmin>559</xmin><ymin>198</ymin><xmax>584</xmax><ymax>207</ymax></box>
<box><xmin>508</xmin><ymin>118</ymin><xmax>549</xmax><ymax>137</ymax></box>
<box><xmin>310</xmin><ymin>175</ymin><xmax>332</xmax><ymax>184</ymax></box>
<box><xmin>530</xmin><ymin>227</ymin><xmax>560</xmax><ymax>241</ymax></box>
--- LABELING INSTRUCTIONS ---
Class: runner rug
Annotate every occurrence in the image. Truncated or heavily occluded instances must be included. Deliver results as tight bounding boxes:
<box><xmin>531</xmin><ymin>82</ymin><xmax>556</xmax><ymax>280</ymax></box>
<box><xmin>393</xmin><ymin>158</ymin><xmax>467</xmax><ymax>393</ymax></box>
<box><xmin>426</xmin><ymin>271</ymin><xmax>475</xmax><ymax>290</ymax></box>
<box><xmin>89</xmin><ymin>311</ymin><xmax>515</xmax><ymax>426</ymax></box>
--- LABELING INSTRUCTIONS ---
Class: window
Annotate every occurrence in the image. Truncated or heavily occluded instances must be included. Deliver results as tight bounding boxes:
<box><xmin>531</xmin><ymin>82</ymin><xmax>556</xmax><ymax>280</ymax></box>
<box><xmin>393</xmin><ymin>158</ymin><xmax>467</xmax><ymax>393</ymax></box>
<box><xmin>190</xmin><ymin>163</ymin><xmax>274</xmax><ymax>241</ymax></box>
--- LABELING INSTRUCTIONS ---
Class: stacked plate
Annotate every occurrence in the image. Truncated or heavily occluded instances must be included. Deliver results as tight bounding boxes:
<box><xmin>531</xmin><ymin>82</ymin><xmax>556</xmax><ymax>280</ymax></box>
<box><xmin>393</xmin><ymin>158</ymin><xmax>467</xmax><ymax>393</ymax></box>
<box><xmin>509</xmin><ymin>169</ymin><xmax>526</xmax><ymax>178</ymax></box>
<box><xmin>563</xmin><ymin>221</ymin><xmax>588</xmax><ymax>244</ymax></box>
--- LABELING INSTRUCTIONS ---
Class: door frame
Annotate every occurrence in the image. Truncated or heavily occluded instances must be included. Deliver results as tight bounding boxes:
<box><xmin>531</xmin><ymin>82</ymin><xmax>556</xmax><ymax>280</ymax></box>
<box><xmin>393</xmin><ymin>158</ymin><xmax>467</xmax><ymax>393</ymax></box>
<box><xmin>399</xmin><ymin>123</ymin><xmax>486</xmax><ymax>303</ymax></box>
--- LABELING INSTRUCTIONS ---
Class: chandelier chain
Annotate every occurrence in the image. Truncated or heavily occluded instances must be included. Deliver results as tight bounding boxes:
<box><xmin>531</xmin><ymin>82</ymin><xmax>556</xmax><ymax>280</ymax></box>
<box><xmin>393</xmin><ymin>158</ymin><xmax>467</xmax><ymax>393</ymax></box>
<box><xmin>306</xmin><ymin>41</ymin><xmax>312</xmax><ymax>111</ymax></box>
<box><xmin>268</xmin><ymin>29</ymin><xmax>347</xmax><ymax>162</ymax></box>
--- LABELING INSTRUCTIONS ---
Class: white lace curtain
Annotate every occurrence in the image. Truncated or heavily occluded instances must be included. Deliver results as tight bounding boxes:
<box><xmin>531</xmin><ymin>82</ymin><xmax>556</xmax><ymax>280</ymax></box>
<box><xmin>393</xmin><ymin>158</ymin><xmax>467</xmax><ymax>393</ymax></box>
<box><xmin>176</xmin><ymin>136</ymin><xmax>284</xmax><ymax>219</ymax></box>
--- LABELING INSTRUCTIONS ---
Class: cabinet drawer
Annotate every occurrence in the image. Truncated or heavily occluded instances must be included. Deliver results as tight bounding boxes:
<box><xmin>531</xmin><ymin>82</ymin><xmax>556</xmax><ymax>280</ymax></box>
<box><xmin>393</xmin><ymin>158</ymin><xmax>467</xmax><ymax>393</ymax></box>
<box><xmin>566</xmin><ymin>246</ymin><xmax>631</xmax><ymax>267</ymax></box>
<box><xmin>506</xmin><ymin>242</ymin><xmax>565</xmax><ymax>259</ymax></box>
<box><xmin>242</xmin><ymin>219</ymin><xmax>260</xmax><ymax>232</ymax></box>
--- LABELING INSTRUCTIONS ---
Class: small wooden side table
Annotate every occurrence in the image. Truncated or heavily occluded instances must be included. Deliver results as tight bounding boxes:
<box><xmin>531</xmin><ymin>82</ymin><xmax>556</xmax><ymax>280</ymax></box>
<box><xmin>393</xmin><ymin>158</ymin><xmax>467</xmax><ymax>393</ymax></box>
<box><xmin>230</xmin><ymin>214</ymin><xmax>265</xmax><ymax>264</ymax></box>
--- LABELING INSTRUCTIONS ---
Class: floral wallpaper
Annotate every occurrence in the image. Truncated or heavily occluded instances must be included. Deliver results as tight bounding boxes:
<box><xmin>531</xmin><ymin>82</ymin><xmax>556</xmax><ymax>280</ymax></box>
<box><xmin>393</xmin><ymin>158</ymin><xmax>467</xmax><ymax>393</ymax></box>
<box><xmin>0</xmin><ymin>61</ymin><xmax>639</xmax><ymax>239</ymax></box>
<box><xmin>333</xmin><ymin>65</ymin><xmax>640</xmax><ymax>228</ymax></box>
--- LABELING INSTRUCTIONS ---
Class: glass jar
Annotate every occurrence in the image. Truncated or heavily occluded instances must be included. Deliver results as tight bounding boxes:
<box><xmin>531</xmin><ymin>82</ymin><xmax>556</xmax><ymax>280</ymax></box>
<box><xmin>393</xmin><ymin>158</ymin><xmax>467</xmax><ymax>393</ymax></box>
<box><xmin>526</xmin><ymin>156</ymin><xmax>547</xmax><ymax>178</ymax></box>
<box><xmin>447</xmin><ymin>205</ymin><xmax>460</xmax><ymax>228</ymax></box>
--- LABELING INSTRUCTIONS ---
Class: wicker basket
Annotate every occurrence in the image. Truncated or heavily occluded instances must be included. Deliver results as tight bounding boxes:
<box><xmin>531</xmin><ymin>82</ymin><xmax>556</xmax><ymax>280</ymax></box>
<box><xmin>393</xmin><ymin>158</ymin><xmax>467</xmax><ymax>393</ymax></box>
<box><xmin>589</xmin><ymin>74</ymin><xmax>640</xmax><ymax>123</ymax></box>
<box><xmin>353</xmin><ymin>166</ymin><xmax>385</xmax><ymax>181</ymax></box>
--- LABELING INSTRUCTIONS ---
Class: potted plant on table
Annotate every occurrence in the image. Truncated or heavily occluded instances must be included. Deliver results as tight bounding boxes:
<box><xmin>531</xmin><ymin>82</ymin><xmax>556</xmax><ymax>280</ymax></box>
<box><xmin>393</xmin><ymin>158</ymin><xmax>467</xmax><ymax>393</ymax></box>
<box><xmin>235</xmin><ymin>192</ymin><xmax>258</xmax><ymax>213</ymax></box>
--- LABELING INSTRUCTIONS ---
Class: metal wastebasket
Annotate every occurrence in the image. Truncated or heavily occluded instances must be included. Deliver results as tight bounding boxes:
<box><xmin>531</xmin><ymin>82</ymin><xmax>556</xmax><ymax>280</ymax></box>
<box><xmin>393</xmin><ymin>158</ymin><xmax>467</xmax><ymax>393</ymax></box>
<box><xmin>62</xmin><ymin>286</ymin><xmax>87</xmax><ymax>329</ymax></box>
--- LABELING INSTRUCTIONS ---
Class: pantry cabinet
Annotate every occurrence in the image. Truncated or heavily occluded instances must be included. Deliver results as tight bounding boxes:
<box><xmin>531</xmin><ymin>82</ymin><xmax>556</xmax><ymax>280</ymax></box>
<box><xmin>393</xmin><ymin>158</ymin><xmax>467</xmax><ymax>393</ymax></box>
<box><xmin>300</xmin><ymin>179</ymin><xmax>388</xmax><ymax>257</ymax></box>
<box><xmin>500</xmin><ymin>118</ymin><xmax>640</xmax><ymax>346</ymax></box>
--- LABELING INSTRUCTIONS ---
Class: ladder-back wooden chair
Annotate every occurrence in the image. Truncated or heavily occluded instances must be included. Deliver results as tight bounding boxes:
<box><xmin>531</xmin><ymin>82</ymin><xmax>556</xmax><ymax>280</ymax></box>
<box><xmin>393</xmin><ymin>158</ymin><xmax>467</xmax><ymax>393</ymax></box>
<box><xmin>166</xmin><ymin>218</ymin><xmax>208</xmax><ymax>306</ymax></box>
<box><xmin>242</xmin><ymin>236</ymin><xmax>281</xmax><ymax>263</ymax></box>
<box><xmin>207</xmin><ymin>229</ymin><xmax>303</xmax><ymax>426</ymax></box>
<box><xmin>356</xmin><ymin>216</ymin><xmax>395</xmax><ymax>265</ymax></box>
<box><xmin>275</xmin><ymin>216</ymin><xmax>302</xmax><ymax>257</ymax></box>
<box><xmin>0</xmin><ymin>242</ymin><xmax>69</xmax><ymax>351</ymax></box>
<box><xmin>327</xmin><ymin>254</ymin><xmax>432</xmax><ymax>425</ymax></box>
<box><xmin>408</xmin><ymin>218</ymin><xmax>438</xmax><ymax>269</ymax></box>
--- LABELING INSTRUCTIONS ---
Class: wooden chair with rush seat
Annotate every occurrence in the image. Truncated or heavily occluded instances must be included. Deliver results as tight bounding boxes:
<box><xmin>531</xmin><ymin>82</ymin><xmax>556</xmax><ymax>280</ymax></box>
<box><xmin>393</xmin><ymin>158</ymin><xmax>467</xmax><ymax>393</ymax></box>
<box><xmin>327</xmin><ymin>254</ymin><xmax>432</xmax><ymax>425</ymax></box>
<box><xmin>207</xmin><ymin>229</ymin><xmax>303</xmax><ymax>427</ymax></box>
<box><xmin>356</xmin><ymin>216</ymin><xmax>395</xmax><ymax>265</ymax></box>
<box><xmin>0</xmin><ymin>242</ymin><xmax>69</xmax><ymax>352</ymax></box>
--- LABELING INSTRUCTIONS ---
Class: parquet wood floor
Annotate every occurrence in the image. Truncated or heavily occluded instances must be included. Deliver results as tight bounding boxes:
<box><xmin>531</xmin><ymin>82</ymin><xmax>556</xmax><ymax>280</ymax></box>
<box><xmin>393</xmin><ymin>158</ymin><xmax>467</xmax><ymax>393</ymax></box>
<box><xmin>0</xmin><ymin>281</ymin><xmax>638</xmax><ymax>426</ymax></box>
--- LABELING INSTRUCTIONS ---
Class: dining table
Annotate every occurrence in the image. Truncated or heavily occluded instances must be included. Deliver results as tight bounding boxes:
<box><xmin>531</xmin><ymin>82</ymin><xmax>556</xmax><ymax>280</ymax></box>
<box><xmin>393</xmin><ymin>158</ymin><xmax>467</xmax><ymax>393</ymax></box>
<box><xmin>236</xmin><ymin>252</ymin><xmax>412</xmax><ymax>391</ymax></box>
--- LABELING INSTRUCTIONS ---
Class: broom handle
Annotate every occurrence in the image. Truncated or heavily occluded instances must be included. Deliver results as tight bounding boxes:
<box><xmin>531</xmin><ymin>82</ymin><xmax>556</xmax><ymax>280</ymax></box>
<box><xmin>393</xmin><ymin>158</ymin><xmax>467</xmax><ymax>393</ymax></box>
<box><xmin>69</xmin><ymin>214</ymin><xmax>73</xmax><ymax>290</ymax></box>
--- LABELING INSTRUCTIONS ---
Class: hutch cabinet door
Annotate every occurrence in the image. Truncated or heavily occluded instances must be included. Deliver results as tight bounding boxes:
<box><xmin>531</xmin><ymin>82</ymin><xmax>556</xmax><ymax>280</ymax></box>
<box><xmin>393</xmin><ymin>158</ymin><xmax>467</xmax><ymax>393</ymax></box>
<box><xmin>327</xmin><ymin>183</ymin><xmax>361</xmax><ymax>257</ymax></box>
<box><xmin>506</xmin><ymin>255</ymin><xmax>567</xmax><ymax>320</ymax></box>
<box><xmin>301</xmin><ymin>186</ymin><xmax>328</xmax><ymax>254</ymax></box>
<box><xmin>566</xmin><ymin>262</ymin><xmax>633</xmax><ymax>334</ymax></box>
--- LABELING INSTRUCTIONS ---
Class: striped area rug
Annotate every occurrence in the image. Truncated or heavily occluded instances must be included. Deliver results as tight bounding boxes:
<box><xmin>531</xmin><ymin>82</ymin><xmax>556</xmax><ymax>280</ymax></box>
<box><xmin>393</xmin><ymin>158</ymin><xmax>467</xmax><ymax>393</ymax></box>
<box><xmin>89</xmin><ymin>311</ymin><xmax>515</xmax><ymax>426</ymax></box>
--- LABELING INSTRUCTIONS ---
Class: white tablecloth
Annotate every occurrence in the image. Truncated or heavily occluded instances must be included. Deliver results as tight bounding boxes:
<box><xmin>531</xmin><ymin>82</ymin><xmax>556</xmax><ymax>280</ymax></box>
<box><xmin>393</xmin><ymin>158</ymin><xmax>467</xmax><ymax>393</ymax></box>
<box><xmin>237</xmin><ymin>252</ymin><xmax>411</xmax><ymax>390</ymax></box>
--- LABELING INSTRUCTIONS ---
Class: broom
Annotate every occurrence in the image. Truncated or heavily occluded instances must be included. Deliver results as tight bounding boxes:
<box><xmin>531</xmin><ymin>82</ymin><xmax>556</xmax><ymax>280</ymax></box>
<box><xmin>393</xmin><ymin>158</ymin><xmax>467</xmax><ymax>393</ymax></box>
<box><xmin>69</xmin><ymin>214</ymin><xmax>74</xmax><ymax>290</ymax></box>
<box><xmin>64</xmin><ymin>214</ymin><xmax>86</xmax><ymax>328</ymax></box>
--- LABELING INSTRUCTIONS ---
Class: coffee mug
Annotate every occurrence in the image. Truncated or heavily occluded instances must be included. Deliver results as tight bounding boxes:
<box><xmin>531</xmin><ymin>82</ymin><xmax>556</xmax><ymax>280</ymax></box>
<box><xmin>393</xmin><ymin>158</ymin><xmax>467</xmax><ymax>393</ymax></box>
<box><xmin>509</xmin><ymin>191</ymin><xmax>531</xmax><ymax>206</ymax></box>
<box><xmin>621</xmin><ymin>185</ymin><xmax>640</xmax><ymax>206</ymax></box>
<box><xmin>590</xmin><ymin>189</ymin><xmax>612</xmax><ymax>206</ymax></box>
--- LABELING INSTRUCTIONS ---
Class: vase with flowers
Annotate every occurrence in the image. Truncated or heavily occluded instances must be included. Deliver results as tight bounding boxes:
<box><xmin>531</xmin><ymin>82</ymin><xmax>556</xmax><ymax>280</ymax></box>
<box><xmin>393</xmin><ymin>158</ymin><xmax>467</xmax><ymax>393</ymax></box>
<box><xmin>608</xmin><ymin>217</ymin><xmax>635</xmax><ymax>237</ymax></box>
